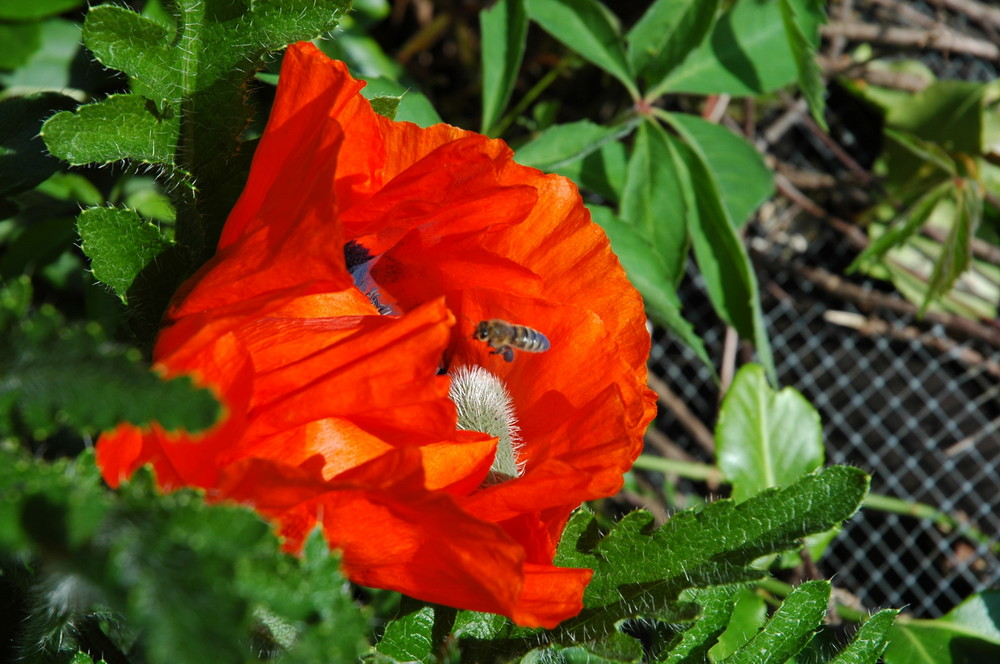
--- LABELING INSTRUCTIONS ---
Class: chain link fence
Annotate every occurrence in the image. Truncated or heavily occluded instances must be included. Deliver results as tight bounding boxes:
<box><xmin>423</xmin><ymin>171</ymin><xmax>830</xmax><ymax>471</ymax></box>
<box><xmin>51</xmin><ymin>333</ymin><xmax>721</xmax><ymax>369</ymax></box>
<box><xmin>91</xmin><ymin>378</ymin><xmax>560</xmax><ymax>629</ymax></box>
<box><xmin>648</xmin><ymin>236</ymin><xmax>999</xmax><ymax>617</ymax></box>
<box><xmin>646</xmin><ymin>0</ymin><xmax>999</xmax><ymax>619</ymax></box>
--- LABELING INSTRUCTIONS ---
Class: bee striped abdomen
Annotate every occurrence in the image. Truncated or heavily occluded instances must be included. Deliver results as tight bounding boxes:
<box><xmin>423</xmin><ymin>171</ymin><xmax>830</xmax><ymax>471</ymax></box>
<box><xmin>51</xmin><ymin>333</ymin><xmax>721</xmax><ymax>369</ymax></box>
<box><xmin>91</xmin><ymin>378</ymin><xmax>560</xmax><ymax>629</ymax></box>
<box><xmin>473</xmin><ymin>319</ymin><xmax>551</xmax><ymax>362</ymax></box>
<box><xmin>512</xmin><ymin>325</ymin><xmax>550</xmax><ymax>353</ymax></box>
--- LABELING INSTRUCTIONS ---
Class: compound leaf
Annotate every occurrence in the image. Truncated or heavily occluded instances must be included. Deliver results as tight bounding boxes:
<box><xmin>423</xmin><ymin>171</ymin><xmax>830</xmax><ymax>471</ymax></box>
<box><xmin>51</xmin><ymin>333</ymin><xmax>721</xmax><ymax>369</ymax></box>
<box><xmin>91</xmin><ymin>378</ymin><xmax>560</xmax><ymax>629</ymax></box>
<box><xmin>0</xmin><ymin>278</ymin><xmax>220</xmax><ymax>438</ymax></box>
<box><xmin>554</xmin><ymin>466</ymin><xmax>869</xmax><ymax>639</ymax></box>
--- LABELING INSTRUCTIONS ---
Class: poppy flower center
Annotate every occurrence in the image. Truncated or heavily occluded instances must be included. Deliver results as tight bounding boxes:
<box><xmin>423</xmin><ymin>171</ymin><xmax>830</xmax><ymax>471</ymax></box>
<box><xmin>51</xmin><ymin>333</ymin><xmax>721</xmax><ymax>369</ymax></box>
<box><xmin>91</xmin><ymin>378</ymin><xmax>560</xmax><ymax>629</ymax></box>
<box><xmin>344</xmin><ymin>241</ymin><xmax>393</xmax><ymax>315</ymax></box>
<box><xmin>448</xmin><ymin>365</ymin><xmax>524</xmax><ymax>486</ymax></box>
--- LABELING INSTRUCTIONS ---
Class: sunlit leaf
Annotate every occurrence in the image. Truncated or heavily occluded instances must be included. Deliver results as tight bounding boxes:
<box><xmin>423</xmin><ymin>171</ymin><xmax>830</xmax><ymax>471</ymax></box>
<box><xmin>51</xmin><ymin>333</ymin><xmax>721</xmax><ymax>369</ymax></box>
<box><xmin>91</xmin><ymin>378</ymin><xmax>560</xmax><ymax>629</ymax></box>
<box><xmin>716</xmin><ymin>364</ymin><xmax>823</xmax><ymax>503</ymax></box>
<box><xmin>481</xmin><ymin>0</ymin><xmax>528</xmax><ymax>134</ymax></box>
<box><xmin>526</xmin><ymin>0</ymin><xmax>637</xmax><ymax>98</ymax></box>
<box><xmin>884</xmin><ymin>592</ymin><xmax>1000</xmax><ymax>664</ymax></box>
<box><xmin>627</xmin><ymin>0</ymin><xmax>720</xmax><ymax>92</ymax></box>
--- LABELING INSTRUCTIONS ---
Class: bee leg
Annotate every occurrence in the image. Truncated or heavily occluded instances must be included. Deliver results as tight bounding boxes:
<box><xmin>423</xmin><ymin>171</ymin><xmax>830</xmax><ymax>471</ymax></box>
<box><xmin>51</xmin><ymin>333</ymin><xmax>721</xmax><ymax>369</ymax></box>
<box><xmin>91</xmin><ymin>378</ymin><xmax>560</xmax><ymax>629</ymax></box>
<box><xmin>489</xmin><ymin>346</ymin><xmax>515</xmax><ymax>362</ymax></box>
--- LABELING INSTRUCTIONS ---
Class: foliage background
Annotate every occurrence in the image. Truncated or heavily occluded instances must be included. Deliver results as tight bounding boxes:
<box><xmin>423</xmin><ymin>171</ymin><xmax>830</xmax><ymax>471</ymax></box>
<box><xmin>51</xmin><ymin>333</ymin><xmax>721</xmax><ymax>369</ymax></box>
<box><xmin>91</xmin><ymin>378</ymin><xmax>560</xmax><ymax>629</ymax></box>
<box><xmin>1</xmin><ymin>0</ymin><xmax>999</xmax><ymax>663</ymax></box>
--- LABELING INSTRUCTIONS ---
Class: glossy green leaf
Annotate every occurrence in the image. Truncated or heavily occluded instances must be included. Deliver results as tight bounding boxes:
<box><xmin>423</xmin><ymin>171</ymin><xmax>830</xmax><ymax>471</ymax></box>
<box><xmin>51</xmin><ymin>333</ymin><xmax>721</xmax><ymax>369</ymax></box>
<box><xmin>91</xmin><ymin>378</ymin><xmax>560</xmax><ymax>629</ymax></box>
<box><xmin>778</xmin><ymin>0</ymin><xmax>827</xmax><ymax>130</ymax></box>
<box><xmin>554</xmin><ymin>466</ymin><xmax>869</xmax><ymax>638</ymax></box>
<box><xmin>526</xmin><ymin>0</ymin><xmax>638</xmax><ymax>98</ymax></box>
<box><xmin>656</xmin><ymin>0</ymin><xmax>821</xmax><ymax>97</ymax></box>
<box><xmin>829</xmin><ymin>609</ymin><xmax>898</xmax><ymax>664</ymax></box>
<box><xmin>0</xmin><ymin>0</ymin><xmax>83</xmax><ymax>20</ymax></box>
<box><xmin>627</xmin><ymin>0</ymin><xmax>720</xmax><ymax>91</ymax></box>
<box><xmin>665</xmin><ymin>130</ymin><xmax>775</xmax><ymax>383</ymax></box>
<box><xmin>0</xmin><ymin>279</ymin><xmax>220</xmax><ymax>438</ymax></box>
<box><xmin>721</xmin><ymin>580</ymin><xmax>829</xmax><ymax>664</ymax></box>
<box><xmin>884</xmin><ymin>592</ymin><xmax>1000</xmax><ymax>664</ymax></box>
<box><xmin>667</xmin><ymin>112</ymin><xmax>774</xmax><ymax>229</ymax></box>
<box><xmin>716</xmin><ymin>364</ymin><xmax>823</xmax><ymax>502</ymax></box>
<box><xmin>620</xmin><ymin>120</ymin><xmax>687</xmax><ymax>286</ymax></box>
<box><xmin>480</xmin><ymin>0</ymin><xmax>528</xmax><ymax>134</ymax></box>
<box><xmin>515</xmin><ymin>119</ymin><xmax>634</xmax><ymax>172</ymax></box>
<box><xmin>0</xmin><ymin>92</ymin><xmax>78</xmax><ymax>201</ymax></box>
<box><xmin>77</xmin><ymin>206</ymin><xmax>173</xmax><ymax>303</ymax></box>
<box><xmin>589</xmin><ymin>204</ymin><xmax>712</xmax><ymax>370</ymax></box>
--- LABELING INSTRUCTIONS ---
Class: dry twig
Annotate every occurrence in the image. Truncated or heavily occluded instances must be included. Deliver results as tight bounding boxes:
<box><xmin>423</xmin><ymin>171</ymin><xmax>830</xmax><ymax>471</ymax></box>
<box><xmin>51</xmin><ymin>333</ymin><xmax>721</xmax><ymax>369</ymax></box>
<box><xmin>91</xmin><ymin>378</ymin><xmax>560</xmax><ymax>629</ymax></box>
<box><xmin>648</xmin><ymin>373</ymin><xmax>716</xmax><ymax>455</ymax></box>
<box><xmin>821</xmin><ymin>20</ymin><xmax>1000</xmax><ymax>60</ymax></box>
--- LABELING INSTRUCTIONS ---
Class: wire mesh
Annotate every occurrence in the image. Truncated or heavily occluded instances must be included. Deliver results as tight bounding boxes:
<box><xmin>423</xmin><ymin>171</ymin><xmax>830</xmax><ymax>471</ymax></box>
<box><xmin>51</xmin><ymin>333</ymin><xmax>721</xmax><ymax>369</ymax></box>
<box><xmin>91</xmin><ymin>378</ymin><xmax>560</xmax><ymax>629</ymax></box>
<box><xmin>648</xmin><ymin>0</ymin><xmax>1000</xmax><ymax>619</ymax></box>
<box><xmin>647</xmin><ymin>226</ymin><xmax>1000</xmax><ymax>618</ymax></box>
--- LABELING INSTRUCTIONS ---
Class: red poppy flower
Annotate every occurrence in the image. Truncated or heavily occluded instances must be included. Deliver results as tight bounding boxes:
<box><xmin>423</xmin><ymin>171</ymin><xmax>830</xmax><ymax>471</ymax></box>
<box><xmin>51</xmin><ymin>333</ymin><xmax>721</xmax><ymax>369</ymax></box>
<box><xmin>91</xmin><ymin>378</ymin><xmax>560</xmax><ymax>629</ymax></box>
<box><xmin>96</xmin><ymin>42</ymin><xmax>656</xmax><ymax>628</ymax></box>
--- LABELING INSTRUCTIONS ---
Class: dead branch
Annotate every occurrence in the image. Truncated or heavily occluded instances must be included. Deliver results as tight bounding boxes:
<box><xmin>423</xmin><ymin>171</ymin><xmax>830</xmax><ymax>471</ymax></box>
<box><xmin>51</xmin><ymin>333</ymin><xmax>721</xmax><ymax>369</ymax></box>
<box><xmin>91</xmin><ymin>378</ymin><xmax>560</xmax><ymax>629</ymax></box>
<box><xmin>821</xmin><ymin>20</ymin><xmax>1000</xmax><ymax>60</ymax></box>
<box><xmin>647</xmin><ymin>373</ymin><xmax>716</xmax><ymax>456</ymax></box>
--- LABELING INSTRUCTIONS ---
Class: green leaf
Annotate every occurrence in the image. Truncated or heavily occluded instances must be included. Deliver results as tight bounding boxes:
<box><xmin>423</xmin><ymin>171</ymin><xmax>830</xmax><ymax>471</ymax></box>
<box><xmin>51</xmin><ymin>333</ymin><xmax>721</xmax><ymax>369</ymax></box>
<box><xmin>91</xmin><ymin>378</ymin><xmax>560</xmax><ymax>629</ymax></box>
<box><xmin>1</xmin><ymin>450</ymin><xmax>368</xmax><ymax>664</ymax></box>
<box><xmin>708</xmin><ymin>587</ymin><xmax>767</xmax><ymax>661</ymax></box>
<box><xmin>627</xmin><ymin>0</ymin><xmax>720</xmax><ymax>91</ymax></box>
<box><xmin>829</xmin><ymin>609</ymin><xmax>898</xmax><ymax>664</ymax></box>
<box><xmin>368</xmin><ymin>94</ymin><xmax>402</xmax><ymax>120</ymax></box>
<box><xmin>44</xmin><ymin>0</ymin><xmax>351</xmax><ymax>258</ymax></box>
<box><xmin>555</xmin><ymin>139</ymin><xmax>627</xmax><ymax>203</ymax></box>
<box><xmin>588</xmin><ymin>205</ymin><xmax>712</xmax><ymax>370</ymax></box>
<box><xmin>41</xmin><ymin>94</ymin><xmax>181</xmax><ymax>167</ymax></box>
<box><xmin>721</xmin><ymin>580</ymin><xmax>829</xmax><ymax>664</ymax></box>
<box><xmin>0</xmin><ymin>278</ymin><xmax>220</xmax><ymax>438</ymax></box>
<box><xmin>777</xmin><ymin>0</ymin><xmax>827</xmax><ymax>130</ymax></box>
<box><xmin>0</xmin><ymin>93</ymin><xmax>78</xmax><ymax>202</ymax></box>
<box><xmin>922</xmin><ymin>177</ymin><xmax>983</xmax><ymax>313</ymax></box>
<box><xmin>849</xmin><ymin>178</ymin><xmax>951</xmax><ymax>271</ymax></box>
<box><xmin>716</xmin><ymin>364</ymin><xmax>823</xmax><ymax>503</ymax></box>
<box><xmin>663</xmin><ymin>128</ymin><xmax>776</xmax><ymax>383</ymax></box>
<box><xmin>884</xmin><ymin>592</ymin><xmax>1000</xmax><ymax>664</ymax></box>
<box><xmin>242</xmin><ymin>531</ymin><xmax>369</xmax><ymax>663</ymax></box>
<box><xmin>0</xmin><ymin>217</ymin><xmax>77</xmax><ymax>282</ymax></box>
<box><xmin>0</xmin><ymin>22</ymin><xmax>41</xmax><ymax>70</ymax></box>
<box><xmin>619</xmin><ymin>120</ymin><xmax>687</xmax><ymax>286</ymax></box>
<box><xmin>0</xmin><ymin>19</ymin><xmax>82</xmax><ymax>91</ymax></box>
<box><xmin>360</xmin><ymin>76</ymin><xmax>443</xmax><ymax>127</ymax></box>
<box><xmin>554</xmin><ymin>466</ymin><xmax>869</xmax><ymax>639</ymax></box>
<box><xmin>884</xmin><ymin>127</ymin><xmax>958</xmax><ymax>176</ymax></box>
<box><xmin>883</xmin><ymin>80</ymin><xmax>989</xmax><ymax>155</ymax></box>
<box><xmin>81</xmin><ymin>4</ymin><xmax>176</xmax><ymax>102</ymax></box>
<box><xmin>377</xmin><ymin>602</ymin><xmax>439</xmax><ymax>663</ymax></box>
<box><xmin>121</xmin><ymin>176</ymin><xmax>178</xmax><ymax>223</ymax></box>
<box><xmin>0</xmin><ymin>0</ymin><xmax>83</xmax><ymax>20</ymax></box>
<box><xmin>526</xmin><ymin>0</ymin><xmax>638</xmax><ymax>98</ymax></box>
<box><xmin>480</xmin><ymin>0</ymin><xmax>528</xmax><ymax>134</ymax></box>
<box><xmin>662</xmin><ymin>591</ymin><xmax>739</xmax><ymax>663</ymax></box>
<box><xmin>656</xmin><ymin>0</ymin><xmax>821</xmax><ymax>98</ymax></box>
<box><xmin>77</xmin><ymin>206</ymin><xmax>173</xmax><ymax>303</ymax></box>
<box><xmin>515</xmin><ymin>119</ymin><xmax>634</xmax><ymax>172</ymax></box>
<box><xmin>667</xmin><ymin>112</ymin><xmax>774</xmax><ymax>229</ymax></box>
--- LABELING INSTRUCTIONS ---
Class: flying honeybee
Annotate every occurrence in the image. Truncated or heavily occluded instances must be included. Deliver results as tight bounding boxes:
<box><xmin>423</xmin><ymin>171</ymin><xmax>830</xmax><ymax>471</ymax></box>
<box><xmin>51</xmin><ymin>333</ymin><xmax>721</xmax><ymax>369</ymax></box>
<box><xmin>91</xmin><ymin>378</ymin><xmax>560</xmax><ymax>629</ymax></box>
<box><xmin>473</xmin><ymin>319</ymin><xmax>551</xmax><ymax>362</ymax></box>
